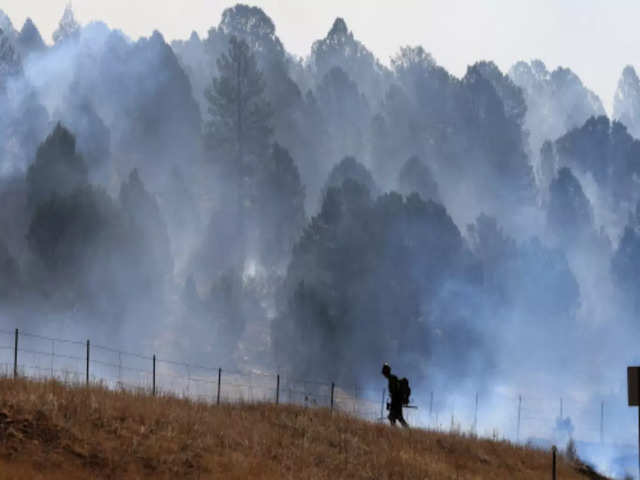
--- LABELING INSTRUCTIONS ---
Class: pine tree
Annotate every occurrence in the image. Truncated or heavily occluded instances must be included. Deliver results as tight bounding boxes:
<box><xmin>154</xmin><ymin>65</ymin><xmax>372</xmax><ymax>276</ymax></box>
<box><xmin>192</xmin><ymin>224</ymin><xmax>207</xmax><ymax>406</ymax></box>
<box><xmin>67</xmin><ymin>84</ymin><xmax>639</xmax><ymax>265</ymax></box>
<box><xmin>0</xmin><ymin>27</ymin><xmax>22</xmax><ymax>91</ymax></box>
<box><xmin>26</xmin><ymin>123</ymin><xmax>88</xmax><ymax>208</ymax></box>
<box><xmin>52</xmin><ymin>4</ymin><xmax>80</xmax><ymax>44</ymax></box>
<box><xmin>204</xmin><ymin>36</ymin><xmax>272</xmax><ymax>175</ymax></box>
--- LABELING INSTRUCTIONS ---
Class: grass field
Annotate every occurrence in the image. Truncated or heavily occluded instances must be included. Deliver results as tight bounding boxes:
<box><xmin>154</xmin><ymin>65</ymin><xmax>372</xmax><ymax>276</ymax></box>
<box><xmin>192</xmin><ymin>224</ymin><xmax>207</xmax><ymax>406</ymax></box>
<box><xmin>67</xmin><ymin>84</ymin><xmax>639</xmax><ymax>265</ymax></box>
<box><xmin>0</xmin><ymin>377</ymin><xmax>609</xmax><ymax>479</ymax></box>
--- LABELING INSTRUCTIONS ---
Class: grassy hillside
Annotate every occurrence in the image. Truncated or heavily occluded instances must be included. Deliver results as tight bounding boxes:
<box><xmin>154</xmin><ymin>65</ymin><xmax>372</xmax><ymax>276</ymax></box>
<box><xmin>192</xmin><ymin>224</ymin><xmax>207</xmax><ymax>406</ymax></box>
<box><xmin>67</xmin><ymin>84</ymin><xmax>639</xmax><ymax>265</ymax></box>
<box><xmin>0</xmin><ymin>377</ymin><xmax>608</xmax><ymax>479</ymax></box>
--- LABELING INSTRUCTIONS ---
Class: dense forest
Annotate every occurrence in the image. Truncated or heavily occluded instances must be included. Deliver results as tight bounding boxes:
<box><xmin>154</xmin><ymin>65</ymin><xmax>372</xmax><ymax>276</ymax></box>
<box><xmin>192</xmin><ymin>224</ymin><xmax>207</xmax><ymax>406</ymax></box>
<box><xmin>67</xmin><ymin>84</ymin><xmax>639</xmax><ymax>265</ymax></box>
<box><xmin>2</xmin><ymin>5</ymin><xmax>640</xmax><ymax>436</ymax></box>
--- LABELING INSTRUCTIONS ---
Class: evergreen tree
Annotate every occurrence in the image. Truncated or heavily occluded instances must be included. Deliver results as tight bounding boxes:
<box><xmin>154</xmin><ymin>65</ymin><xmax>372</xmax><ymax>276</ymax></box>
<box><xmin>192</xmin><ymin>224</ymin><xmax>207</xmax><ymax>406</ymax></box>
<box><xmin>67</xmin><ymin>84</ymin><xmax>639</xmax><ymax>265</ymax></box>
<box><xmin>17</xmin><ymin>18</ymin><xmax>45</xmax><ymax>56</ymax></box>
<box><xmin>119</xmin><ymin>169</ymin><xmax>173</xmax><ymax>281</ymax></box>
<box><xmin>509</xmin><ymin>59</ymin><xmax>605</xmax><ymax>156</ymax></box>
<box><xmin>0</xmin><ymin>26</ymin><xmax>21</xmax><ymax>92</ymax></box>
<box><xmin>397</xmin><ymin>155</ymin><xmax>439</xmax><ymax>202</ymax></box>
<box><xmin>547</xmin><ymin>167</ymin><xmax>594</xmax><ymax>244</ymax></box>
<box><xmin>310</xmin><ymin>17</ymin><xmax>388</xmax><ymax>104</ymax></box>
<box><xmin>612</xmin><ymin>215</ymin><xmax>640</xmax><ymax>312</ymax></box>
<box><xmin>256</xmin><ymin>143</ymin><xmax>305</xmax><ymax>266</ymax></box>
<box><xmin>315</xmin><ymin>66</ymin><xmax>369</xmax><ymax>160</ymax></box>
<box><xmin>325</xmin><ymin>156</ymin><xmax>377</xmax><ymax>195</ymax></box>
<box><xmin>205</xmin><ymin>36</ymin><xmax>272</xmax><ymax>174</ymax></box>
<box><xmin>26</xmin><ymin>124</ymin><xmax>88</xmax><ymax>208</ymax></box>
<box><xmin>52</xmin><ymin>4</ymin><xmax>80</xmax><ymax>44</ymax></box>
<box><xmin>473</xmin><ymin>61</ymin><xmax>526</xmax><ymax>127</ymax></box>
<box><xmin>539</xmin><ymin>140</ymin><xmax>556</xmax><ymax>189</ymax></box>
<box><xmin>274</xmin><ymin>181</ymin><xmax>467</xmax><ymax>382</ymax></box>
<box><xmin>614</xmin><ymin>66</ymin><xmax>640</xmax><ymax>138</ymax></box>
<box><xmin>0</xmin><ymin>238</ymin><xmax>19</xmax><ymax>299</ymax></box>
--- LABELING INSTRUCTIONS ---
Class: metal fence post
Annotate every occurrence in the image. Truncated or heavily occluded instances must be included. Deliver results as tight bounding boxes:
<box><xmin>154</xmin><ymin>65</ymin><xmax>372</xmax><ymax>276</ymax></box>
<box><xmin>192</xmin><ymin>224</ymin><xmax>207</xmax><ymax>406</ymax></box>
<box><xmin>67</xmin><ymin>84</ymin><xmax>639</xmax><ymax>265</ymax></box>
<box><xmin>474</xmin><ymin>392</ymin><xmax>478</xmax><ymax>435</ymax></box>
<box><xmin>517</xmin><ymin>395</ymin><xmax>522</xmax><ymax>442</ymax></box>
<box><xmin>430</xmin><ymin>391</ymin><xmax>434</xmax><ymax>417</ymax></box>
<box><xmin>600</xmin><ymin>401</ymin><xmax>604</xmax><ymax>444</ymax></box>
<box><xmin>13</xmin><ymin>328</ymin><xmax>18</xmax><ymax>379</ymax></box>
<box><xmin>85</xmin><ymin>340</ymin><xmax>90</xmax><ymax>386</ymax></box>
<box><xmin>217</xmin><ymin>368</ymin><xmax>221</xmax><ymax>405</ymax></box>
<box><xmin>152</xmin><ymin>355</ymin><xmax>156</xmax><ymax>396</ymax></box>
<box><xmin>276</xmin><ymin>374</ymin><xmax>280</xmax><ymax>405</ymax></box>
<box><xmin>330</xmin><ymin>382</ymin><xmax>335</xmax><ymax>411</ymax></box>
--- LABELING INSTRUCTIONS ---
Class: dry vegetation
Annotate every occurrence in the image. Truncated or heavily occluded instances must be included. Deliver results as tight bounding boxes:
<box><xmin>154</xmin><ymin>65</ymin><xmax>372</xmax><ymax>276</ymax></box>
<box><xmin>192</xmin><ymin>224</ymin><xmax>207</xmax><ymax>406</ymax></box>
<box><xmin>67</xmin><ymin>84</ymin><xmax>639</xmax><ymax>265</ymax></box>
<box><xmin>0</xmin><ymin>377</ymin><xmax>608</xmax><ymax>479</ymax></box>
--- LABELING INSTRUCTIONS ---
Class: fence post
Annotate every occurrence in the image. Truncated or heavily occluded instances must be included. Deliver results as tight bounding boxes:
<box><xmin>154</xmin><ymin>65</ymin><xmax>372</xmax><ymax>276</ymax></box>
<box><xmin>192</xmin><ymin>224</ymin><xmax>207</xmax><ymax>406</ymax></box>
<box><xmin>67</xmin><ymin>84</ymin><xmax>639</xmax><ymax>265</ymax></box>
<box><xmin>600</xmin><ymin>401</ymin><xmax>604</xmax><ymax>444</ymax></box>
<box><xmin>217</xmin><ymin>368</ymin><xmax>221</xmax><ymax>405</ymax></box>
<box><xmin>430</xmin><ymin>391</ymin><xmax>433</xmax><ymax>416</ymax></box>
<box><xmin>354</xmin><ymin>384</ymin><xmax>358</xmax><ymax>415</ymax></box>
<box><xmin>474</xmin><ymin>392</ymin><xmax>478</xmax><ymax>435</ymax></box>
<box><xmin>13</xmin><ymin>328</ymin><xmax>18</xmax><ymax>379</ymax></box>
<box><xmin>276</xmin><ymin>374</ymin><xmax>280</xmax><ymax>405</ymax></box>
<box><xmin>517</xmin><ymin>395</ymin><xmax>522</xmax><ymax>442</ymax></box>
<box><xmin>85</xmin><ymin>340</ymin><xmax>90</xmax><ymax>386</ymax></box>
<box><xmin>152</xmin><ymin>355</ymin><xmax>156</xmax><ymax>396</ymax></box>
<box><xmin>381</xmin><ymin>388</ymin><xmax>385</xmax><ymax>422</ymax></box>
<box><xmin>551</xmin><ymin>445</ymin><xmax>557</xmax><ymax>480</ymax></box>
<box><xmin>330</xmin><ymin>382</ymin><xmax>335</xmax><ymax>411</ymax></box>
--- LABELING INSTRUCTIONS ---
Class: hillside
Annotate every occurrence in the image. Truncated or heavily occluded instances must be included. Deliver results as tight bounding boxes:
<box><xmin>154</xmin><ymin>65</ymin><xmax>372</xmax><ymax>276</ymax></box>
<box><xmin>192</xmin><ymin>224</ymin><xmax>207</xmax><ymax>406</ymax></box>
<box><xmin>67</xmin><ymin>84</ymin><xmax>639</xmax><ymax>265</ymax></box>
<box><xmin>0</xmin><ymin>378</ymin><xmax>609</xmax><ymax>479</ymax></box>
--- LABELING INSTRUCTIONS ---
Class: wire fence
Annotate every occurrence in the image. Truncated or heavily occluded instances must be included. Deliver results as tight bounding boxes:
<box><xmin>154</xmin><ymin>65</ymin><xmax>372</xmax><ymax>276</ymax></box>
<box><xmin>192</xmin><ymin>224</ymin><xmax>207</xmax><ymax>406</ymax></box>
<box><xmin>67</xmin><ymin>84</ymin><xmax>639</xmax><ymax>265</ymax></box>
<box><xmin>0</xmin><ymin>326</ymin><xmax>637</xmax><ymax>475</ymax></box>
<box><xmin>0</xmin><ymin>328</ymin><xmax>386</xmax><ymax>423</ymax></box>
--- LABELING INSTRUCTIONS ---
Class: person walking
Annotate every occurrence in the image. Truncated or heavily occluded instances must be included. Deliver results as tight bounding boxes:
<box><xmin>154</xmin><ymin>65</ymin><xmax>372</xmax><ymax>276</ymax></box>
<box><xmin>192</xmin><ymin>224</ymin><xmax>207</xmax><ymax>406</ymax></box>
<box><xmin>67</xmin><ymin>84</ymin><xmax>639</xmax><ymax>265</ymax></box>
<box><xmin>381</xmin><ymin>363</ymin><xmax>409</xmax><ymax>428</ymax></box>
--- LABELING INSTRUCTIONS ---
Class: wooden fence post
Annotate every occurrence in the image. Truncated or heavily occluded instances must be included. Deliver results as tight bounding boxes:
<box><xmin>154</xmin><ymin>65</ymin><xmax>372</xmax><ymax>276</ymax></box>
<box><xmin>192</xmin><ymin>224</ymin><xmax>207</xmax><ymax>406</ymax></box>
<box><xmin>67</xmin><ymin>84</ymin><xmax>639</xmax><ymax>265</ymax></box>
<box><xmin>517</xmin><ymin>395</ymin><xmax>522</xmax><ymax>442</ymax></box>
<box><xmin>85</xmin><ymin>340</ymin><xmax>90</xmax><ymax>386</ymax></box>
<box><xmin>13</xmin><ymin>328</ymin><xmax>18</xmax><ymax>379</ymax></box>
<box><xmin>551</xmin><ymin>445</ymin><xmax>557</xmax><ymax>480</ymax></box>
<box><xmin>152</xmin><ymin>355</ymin><xmax>156</xmax><ymax>396</ymax></box>
<box><xmin>217</xmin><ymin>368</ymin><xmax>221</xmax><ymax>405</ymax></box>
<box><xmin>330</xmin><ymin>382</ymin><xmax>335</xmax><ymax>411</ymax></box>
<box><xmin>276</xmin><ymin>374</ymin><xmax>280</xmax><ymax>405</ymax></box>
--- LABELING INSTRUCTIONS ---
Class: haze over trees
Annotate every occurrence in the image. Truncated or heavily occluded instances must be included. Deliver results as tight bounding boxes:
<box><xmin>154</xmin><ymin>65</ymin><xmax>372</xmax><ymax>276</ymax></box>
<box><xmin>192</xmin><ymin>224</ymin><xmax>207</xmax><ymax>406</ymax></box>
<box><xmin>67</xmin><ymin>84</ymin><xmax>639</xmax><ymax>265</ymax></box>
<box><xmin>509</xmin><ymin>60</ymin><xmax>605</xmax><ymax>164</ymax></box>
<box><xmin>2</xmin><ymin>4</ymin><xmax>640</xmax><ymax>457</ymax></box>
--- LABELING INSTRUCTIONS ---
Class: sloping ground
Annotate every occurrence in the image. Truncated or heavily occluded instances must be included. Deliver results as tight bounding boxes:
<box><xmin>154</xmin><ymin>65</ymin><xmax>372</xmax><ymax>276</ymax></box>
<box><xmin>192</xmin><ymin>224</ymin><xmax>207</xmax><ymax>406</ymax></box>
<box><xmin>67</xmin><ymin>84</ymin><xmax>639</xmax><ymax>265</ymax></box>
<box><xmin>0</xmin><ymin>378</ymin><xmax>608</xmax><ymax>479</ymax></box>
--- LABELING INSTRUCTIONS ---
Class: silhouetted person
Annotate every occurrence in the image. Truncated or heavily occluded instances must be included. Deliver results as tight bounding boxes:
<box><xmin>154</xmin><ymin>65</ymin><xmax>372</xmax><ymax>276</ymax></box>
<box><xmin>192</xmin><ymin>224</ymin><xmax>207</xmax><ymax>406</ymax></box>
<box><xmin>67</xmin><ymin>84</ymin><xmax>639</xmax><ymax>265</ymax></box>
<box><xmin>381</xmin><ymin>363</ymin><xmax>409</xmax><ymax>428</ymax></box>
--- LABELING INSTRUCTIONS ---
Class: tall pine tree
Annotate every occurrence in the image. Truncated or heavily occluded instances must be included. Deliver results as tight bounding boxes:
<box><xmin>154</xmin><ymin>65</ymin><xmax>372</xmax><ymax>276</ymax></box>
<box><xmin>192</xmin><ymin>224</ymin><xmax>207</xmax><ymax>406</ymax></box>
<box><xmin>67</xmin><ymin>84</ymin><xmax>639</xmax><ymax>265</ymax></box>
<box><xmin>204</xmin><ymin>36</ymin><xmax>272</xmax><ymax>176</ymax></box>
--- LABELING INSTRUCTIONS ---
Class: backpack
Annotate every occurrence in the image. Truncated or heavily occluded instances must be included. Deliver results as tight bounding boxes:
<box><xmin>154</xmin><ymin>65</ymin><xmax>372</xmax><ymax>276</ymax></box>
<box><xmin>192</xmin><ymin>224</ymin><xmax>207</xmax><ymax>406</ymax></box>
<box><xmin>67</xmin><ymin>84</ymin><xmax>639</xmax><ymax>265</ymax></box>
<box><xmin>398</xmin><ymin>377</ymin><xmax>411</xmax><ymax>405</ymax></box>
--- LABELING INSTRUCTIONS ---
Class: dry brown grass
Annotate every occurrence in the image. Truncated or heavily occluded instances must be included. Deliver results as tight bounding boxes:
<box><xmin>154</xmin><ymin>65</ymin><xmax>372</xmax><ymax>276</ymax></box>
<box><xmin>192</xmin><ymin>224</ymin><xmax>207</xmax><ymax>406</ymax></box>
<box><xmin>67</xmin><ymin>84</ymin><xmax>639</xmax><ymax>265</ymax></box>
<box><xmin>0</xmin><ymin>377</ymin><xmax>608</xmax><ymax>479</ymax></box>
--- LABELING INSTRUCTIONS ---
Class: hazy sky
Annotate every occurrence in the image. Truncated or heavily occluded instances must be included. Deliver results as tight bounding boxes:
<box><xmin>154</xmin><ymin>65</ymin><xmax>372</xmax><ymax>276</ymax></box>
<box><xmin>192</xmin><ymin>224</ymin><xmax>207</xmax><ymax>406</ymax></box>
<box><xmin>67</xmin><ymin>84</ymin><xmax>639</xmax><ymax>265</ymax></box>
<box><xmin>3</xmin><ymin>0</ymin><xmax>640</xmax><ymax>114</ymax></box>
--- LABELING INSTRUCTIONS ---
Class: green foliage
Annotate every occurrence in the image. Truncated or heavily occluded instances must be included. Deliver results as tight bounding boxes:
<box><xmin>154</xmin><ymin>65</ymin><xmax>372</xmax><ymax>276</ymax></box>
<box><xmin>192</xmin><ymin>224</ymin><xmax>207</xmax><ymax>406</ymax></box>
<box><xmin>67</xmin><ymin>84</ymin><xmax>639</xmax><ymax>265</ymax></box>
<box><xmin>547</xmin><ymin>167</ymin><xmax>594</xmax><ymax>244</ymax></box>
<box><xmin>26</xmin><ymin>183</ymin><xmax>164</xmax><ymax>313</ymax></box>
<box><xmin>555</xmin><ymin>116</ymin><xmax>640</xmax><ymax>205</ymax></box>
<box><xmin>205</xmin><ymin>36</ymin><xmax>272</xmax><ymax>171</ymax></box>
<box><xmin>274</xmin><ymin>181</ymin><xmax>466</xmax><ymax>382</ymax></box>
<box><xmin>26</xmin><ymin>123</ymin><xmax>88</xmax><ymax>208</ymax></box>
<box><xmin>611</xmin><ymin>214</ymin><xmax>640</xmax><ymax>311</ymax></box>
<box><xmin>0</xmin><ymin>238</ymin><xmax>19</xmax><ymax>298</ymax></box>
<box><xmin>325</xmin><ymin>156</ymin><xmax>376</xmax><ymax>195</ymax></box>
<box><xmin>255</xmin><ymin>143</ymin><xmax>305</xmax><ymax>265</ymax></box>
<box><xmin>26</xmin><ymin>185</ymin><xmax>125</xmax><ymax>278</ymax></box>
<box><xmin>397</xmin><ymin>155</ymin><xmax>439</xmax><ymax>202</ymax></box>
<box><xmin>469</xmin><ymin>214</ymin><xmax>579</xmax><ymax>318</ymax></box>
<box><xmin>310</xmin><ymin>17</ymin><xmax>387</xmax><ymax>103</ymax></box>
<box><xmin>315</xmin><ymin>67</ymin><xmax>369</xmax><ymax>160</ymax></box>
<box><xmin>119</xmin><ymin>169</ymin><xmax>173</xmax><ymax>279</ymax></box>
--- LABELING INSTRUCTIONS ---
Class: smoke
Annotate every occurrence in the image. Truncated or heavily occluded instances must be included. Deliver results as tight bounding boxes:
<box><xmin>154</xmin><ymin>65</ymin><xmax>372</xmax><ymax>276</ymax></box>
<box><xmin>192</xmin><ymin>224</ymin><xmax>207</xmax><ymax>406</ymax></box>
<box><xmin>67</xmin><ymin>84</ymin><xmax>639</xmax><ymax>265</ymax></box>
<box><xmin>2</xmin><ymin>4</ymin><xmax>640</xmax><ymax>477</ymax></box>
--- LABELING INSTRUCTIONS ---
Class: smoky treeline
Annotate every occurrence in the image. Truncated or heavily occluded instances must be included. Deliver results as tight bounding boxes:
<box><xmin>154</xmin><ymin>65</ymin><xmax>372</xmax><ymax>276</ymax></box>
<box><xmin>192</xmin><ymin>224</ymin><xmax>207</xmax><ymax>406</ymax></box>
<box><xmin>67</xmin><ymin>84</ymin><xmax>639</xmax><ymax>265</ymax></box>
<box><xmin>2</xmin><ymin>5</ymin><xmax>640</xmax><ymax>415</ymax></box>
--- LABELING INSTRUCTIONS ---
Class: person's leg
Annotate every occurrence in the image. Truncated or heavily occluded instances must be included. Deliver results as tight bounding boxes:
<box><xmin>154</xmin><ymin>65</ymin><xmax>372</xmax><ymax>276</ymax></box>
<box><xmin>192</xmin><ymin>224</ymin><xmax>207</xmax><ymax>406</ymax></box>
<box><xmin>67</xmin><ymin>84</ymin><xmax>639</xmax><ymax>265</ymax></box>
<box><xmin>388</xmin><ymin>410</ymin><xmax>397</xmax><ymax>425</ymax></box>
<box><xmin>393</xmin><ymin>403</ymin><xmax>409</xmax><ymax>428</ymax></box>
<box><xmin>390</xmin><ymin>403</ymin><xmax>403</xmax><ymax>427</ymax></box>
<box><xmin>399</xmin><ymin>414</ymin><xmax>409</xmax><ymax>428</ymax></box>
